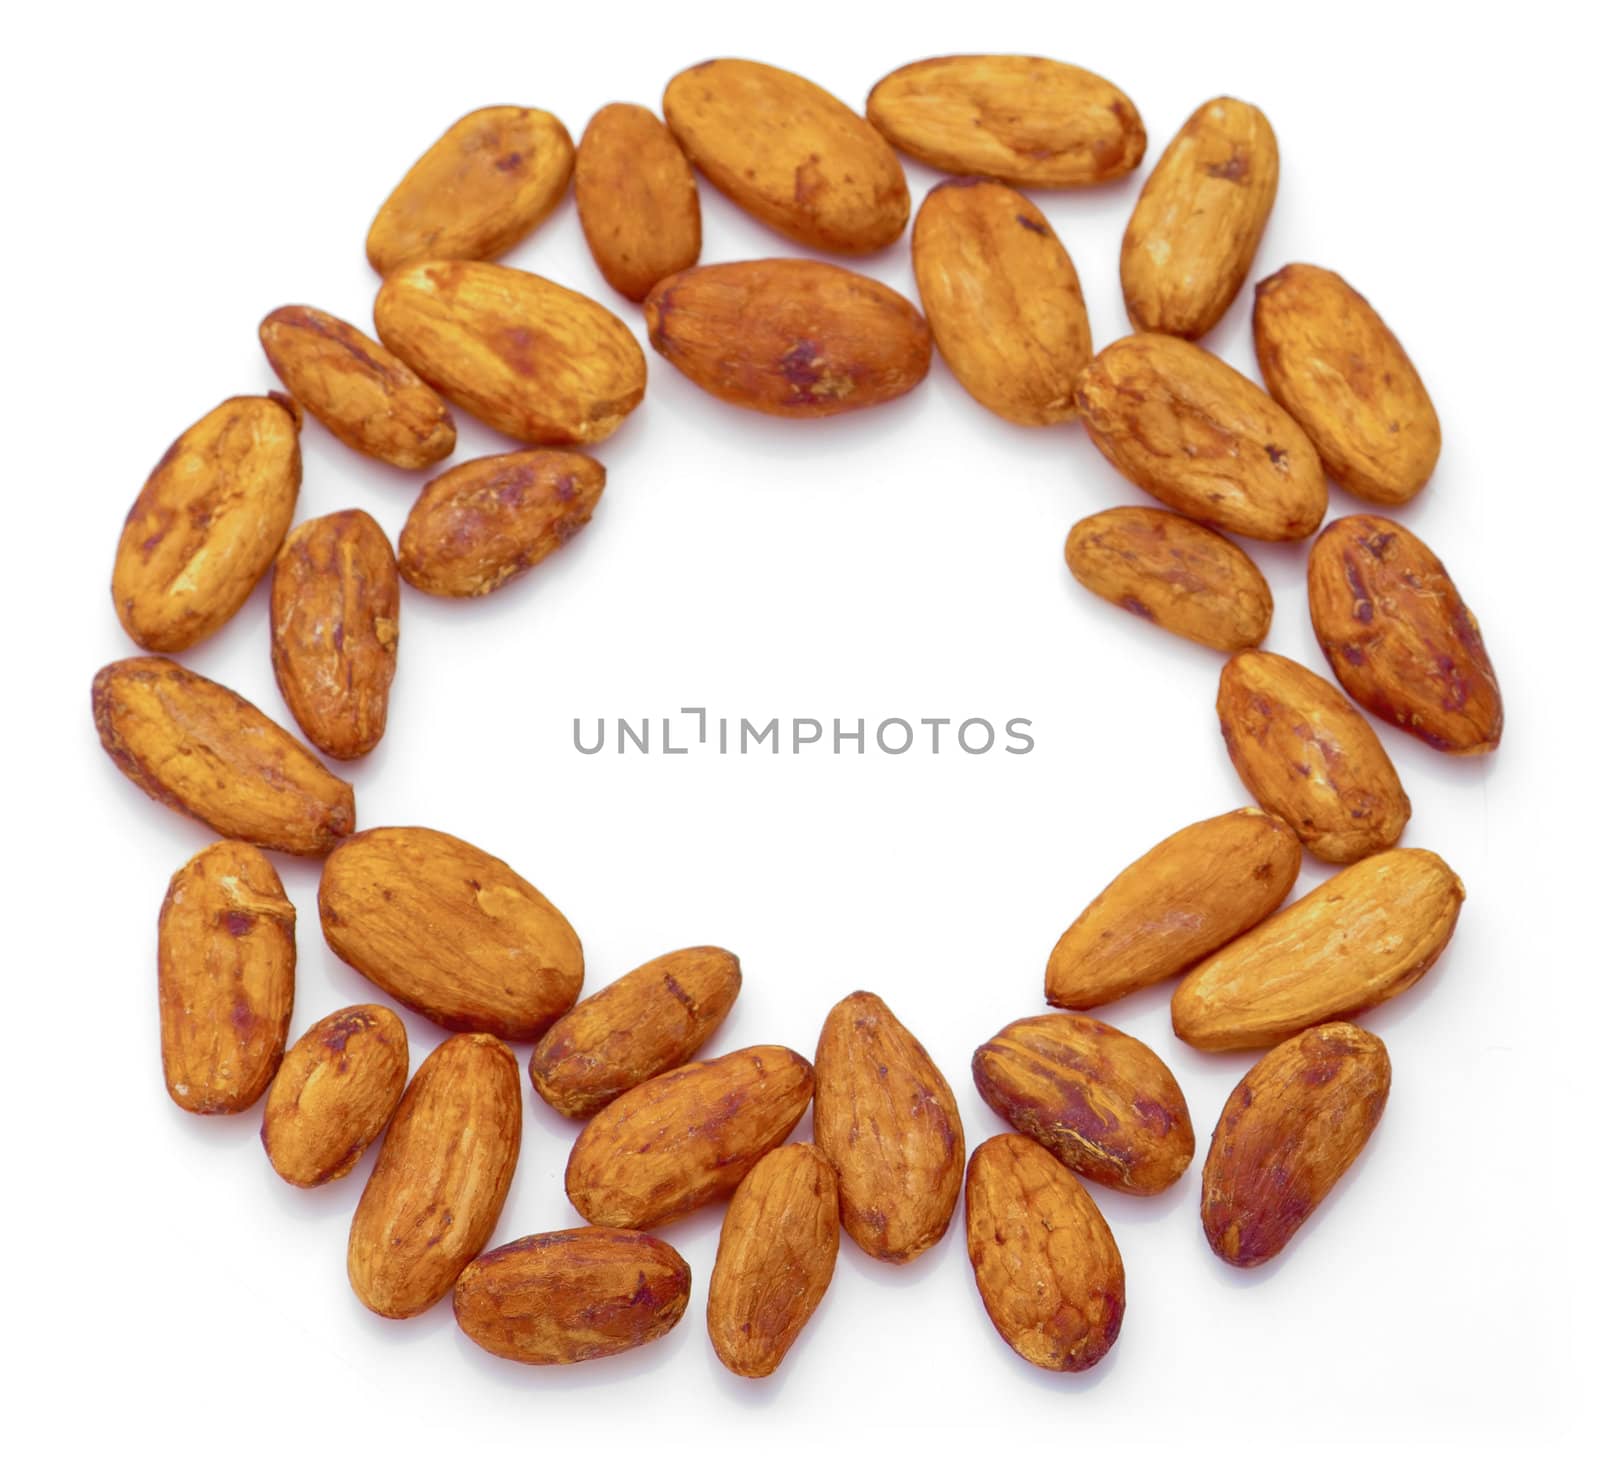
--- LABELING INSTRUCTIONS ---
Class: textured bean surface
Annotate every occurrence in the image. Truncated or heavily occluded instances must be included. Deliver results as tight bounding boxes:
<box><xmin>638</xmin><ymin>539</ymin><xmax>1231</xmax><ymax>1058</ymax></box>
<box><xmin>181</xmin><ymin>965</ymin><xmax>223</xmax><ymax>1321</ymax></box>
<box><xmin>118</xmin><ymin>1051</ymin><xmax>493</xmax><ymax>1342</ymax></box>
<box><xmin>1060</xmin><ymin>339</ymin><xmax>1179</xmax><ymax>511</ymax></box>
<box><xmin>813</xmin><ymin>991</ymin><xmax>965</xmax><ymax>1264</ymax></box>
<box><xmin>348</xmin><ymin>1033</ymin><xmax>522</xmax><ymax>1318</ymax></box>
<box><xmin>113</xmin><ymin>394</ymin><xmax>300</xmax><ymax>652</ymax></box>
<box><xmin>1254</xmin><ymin>264</ymin><xmax>1440</xmax><ymax>505</ymax></box>
<box><xmin>707</xmin><ymin>1144</ymin><xmax>839</xmax><ymax>1377</ymax></box>
<box><xmin>159</xmin><ymin>840</ymin><xmax>296</xmax><ymax>1115</ymax></box>
<box><xmin>664</xmin><ymin>59</ymin><xmax>908</xmax><ymax>252</ymax></box>
<box><xmin>1066</xmin><ymin>505</ymin><xmax>1273</xmax><ymax>650</ymax></box>
<box><xmin>1046</xmin><ymin>807</ymin><xmax>1301</xmax><ymax>1009</ymax></box>
<box><xmin>398</xmin><ymin>450</ymin><xmax>604</xmax><ymax>598</ymax></box>
<box><xmin>1308</xmin><ymin>515</ymin><xmax>1501</xmax><ymax>754</ymax></box>
<box><xmin>270</xmin><ymin>510</ymin><xmax>400</xmax><ymax>760</ymax></box>
<box><xmin>1076</xmin><ymin>334</ymin><xmax>1326</xmax><ymax>541</ymax></box>
<box><xmin>973</xmin><ymin>1013</ymin><xmax>1194</xmax><ymax>1194</ymax></box>
<box><xmin>259</xmin><ymin>305</ymin><xmax>455</xmax><ymax>468</ymax></box>
<box><xmin>455</xmin><ymin>1228</ymin><xmax>690</xmax><ymax>1365</ymax></box>
<box><xmin>93</xmin><ymin>656</ymin><xmax>354</xmax><ymax>857</ymax></box>
<box><xmin>867</xmin><ymin>54</ymin><xmax>1145</xmax><ymax>187</ymax></box>
<box><xmin>319</xmin><ymin>826</ymin><xmax>583</xmax><ymax>1041</ymax></box>
<box><xmin>575</xmin><ymin>103</ymin><xmax>700</xmax><ymax>301</ymax></box>
<box><xmin>1121</xmin><ymin>97</ymin><xmax>1278</xmax><ymax>339</ymax></box>
<box><xmin>374</xmin><ymin>259</ymin><xmax>645</xmax><ymax>445</ymax></box>
<box><xmin>367</xmin><ymin>105</ymin><xmax>573</xmax><ymax>275</ymax></box>
<box><xmin>1172</xmin><ymin>848</ymin><xmax>1465</xmax><ymax>1050</ymax></box>
<box><xmin>1202</xmin><ymin>1022</ymin><xmax>1390</xmax><ymax>1266</ymax></box>
<box><xmin>1217</xmin><ymin>649</ymin><xmax>1411</xmax><ymax>862</ymax></box>
<box><xmin>565</xmin><ymin>1045</ymin><xmax>814</xmax><ymax>1229</ymax></box>
<box><xmin>261</xmin><ymin>1005</ymin><xmax>408</xmax><ymax>1187</ymax></box>
<box><xmin>530</xmin><ymin>946</ymin><xmax>741</xmax><ymax>1119</ymax></box>
<box><xmin>912</xmin><ymin>177</ymin><xmax>1091</xmax><ymax>425</ymax></box>
<box><xmin>966</xmin><ymin>1135</ymin><xmax>1125</xmax><ymax>1372</ymax></box>
<box><xmin>644</xmin><ymin>258</ymin><xmax>930</xmax><ymax>417</ymax></box>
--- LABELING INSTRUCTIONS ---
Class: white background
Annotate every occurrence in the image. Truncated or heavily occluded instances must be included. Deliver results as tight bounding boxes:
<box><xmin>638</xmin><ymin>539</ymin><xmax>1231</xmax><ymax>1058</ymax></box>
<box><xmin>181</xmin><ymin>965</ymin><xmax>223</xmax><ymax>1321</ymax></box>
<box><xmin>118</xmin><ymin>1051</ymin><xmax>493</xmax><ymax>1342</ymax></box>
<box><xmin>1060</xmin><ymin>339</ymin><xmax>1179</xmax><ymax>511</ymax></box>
<box><xmin>6</xmin><ymin>1</ymin><xmax>1593</xmax><ymax>1455</ymax></box>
